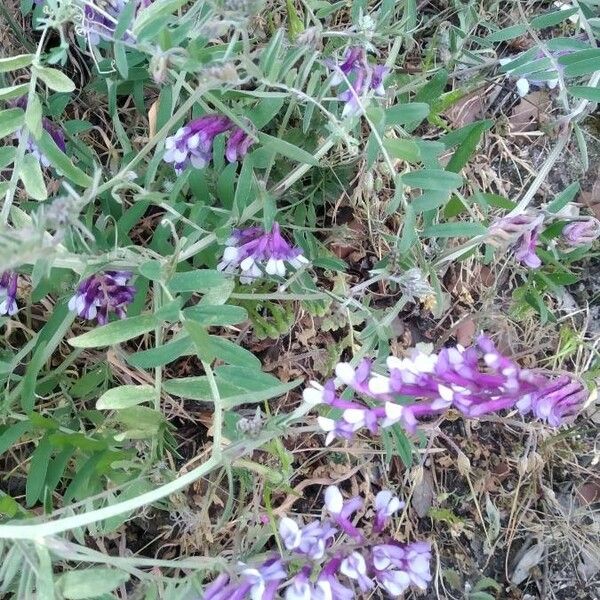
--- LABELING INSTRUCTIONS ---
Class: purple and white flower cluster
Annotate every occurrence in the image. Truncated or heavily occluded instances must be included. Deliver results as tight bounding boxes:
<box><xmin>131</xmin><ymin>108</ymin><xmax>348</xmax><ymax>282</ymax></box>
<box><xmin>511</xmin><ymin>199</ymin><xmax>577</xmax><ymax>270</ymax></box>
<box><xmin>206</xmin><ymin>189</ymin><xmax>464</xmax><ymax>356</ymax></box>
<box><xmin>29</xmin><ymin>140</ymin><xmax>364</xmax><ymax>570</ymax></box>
<box><xmin>163</xmin><ymin>114</ymin><xmax>254</xmax><ymax>174</ymax></box>
<box><xmin>217</xmin><ymin>223</ymin><xmax>309</xmax><ymax>283</ymax></box>
<box><xmin>489</xmin><ymin>210</ymin><xmax>600</xmax><ymax>268</ymax></box>
<box><xmin>328</xmin><ymin>47</ymin><xmax>389</xmax><ymax>117</ymax></box>
<box><xmin>12</xmin><ymin>97</ymin><xmax>66</xmax><ymax>168</ymax></box>
<box><xmin>68</xmin><ymin>271</ymin><xmax>136</xmax><ymax>325</ymax></box>
<box><xmin>0</xmin><ymin>271</ymin><xmax>18</xmax><ymax>317</ymax></box>
<box><xmin>489</xmin><ymin>212</ymin><xmax>544</xmax><ymax>268</ymax></box>
<box><xmin>202</xmin><ymin>485</ymin><xmax>431</xmax><ymax>599</ymax></box>
<box><xmin>304</xmin><ymin>335</ymin><xmax>587</xmax><ymax>444</ymax></box>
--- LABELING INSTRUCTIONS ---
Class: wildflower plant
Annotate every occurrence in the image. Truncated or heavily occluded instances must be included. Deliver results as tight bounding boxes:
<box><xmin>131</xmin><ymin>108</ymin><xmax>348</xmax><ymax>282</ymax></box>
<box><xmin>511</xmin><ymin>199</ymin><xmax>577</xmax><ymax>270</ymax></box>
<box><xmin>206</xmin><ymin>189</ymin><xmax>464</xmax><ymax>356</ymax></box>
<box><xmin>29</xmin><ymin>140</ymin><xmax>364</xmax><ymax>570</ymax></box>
<box><xmin>0</xmin><ymin>0</ymin><xmax>597</xmax><ymax>597</ymax></box>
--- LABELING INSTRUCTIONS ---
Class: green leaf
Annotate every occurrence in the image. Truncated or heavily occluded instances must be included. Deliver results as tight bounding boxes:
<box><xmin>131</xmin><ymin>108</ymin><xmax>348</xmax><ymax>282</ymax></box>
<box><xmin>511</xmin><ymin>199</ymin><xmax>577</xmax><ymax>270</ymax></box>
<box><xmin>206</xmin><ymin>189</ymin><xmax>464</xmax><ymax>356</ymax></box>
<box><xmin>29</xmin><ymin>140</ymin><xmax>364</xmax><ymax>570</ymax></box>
<box><xmin>412</xmin><ymin>191</ymin><xmax>450</xmax><ymax>212</ymax></box>
<box><xmin>446</xmin><ymin>121</ymin><xmax>491</xmax><ymax>173</ymax></box>
<box><xmin>114</xmin><ymin>0</ymin><xmax>136</xmax><ymax>38</ymax></box>
<box><xmin>58</xmin><ymin>568</ymin><xmax>130</xmax><ymax>599</ymax></box>
<box><xmin>168</xmin><ymin>269</ymin><xmax>228</xmax><ymax>293</ymax></box>
<box><xmin>286</xmin><ymin>0</ymin><xmax>304</xmax><ymax>39</ymax></box>
<box><xmin>183</xmin><ymin>304</ymin><xmax>248</xmax><ymax>326</ymax></box>
<box><xmin>441</xmin><ymin>120</ymin><xmax>494</xmax><ymax>148</ymax></box>
<box><xmin>567</xmin><ymin>85</ymin><xmax>600</xmax><ymax>102</ymax></box>
<box><xmin>69</xmin><ymin>314</ymin><xmax>158</xmax><ymax>348</ymax></box>
<box><xmin>384</xmin><ymin>138</ymin><xmax>421</xmax><ymax>163</ymax></box>
<box><xmin>134</xmin><ymin>0</ymin><xmax>187</xmax><ymax>38</ymax></box>
<box><xmin>25</xmin><ymin>435</ymin><xmax>53</xmax><ymax>506</ymax></box>
<box><xmin>385</xmin><ymin>102</ymin><xmax>430</xmax><ymax>125</ymax></box>
<box><xmin>96</xmin><ymin>384</ymin><xmax>156</xmax><ymax>409</ymax></box>
<box><xmin>0</xmin><ymin>53</ymin><xmax>33</xmax><ymax>72</ymax></box>
<box><xmin>113</xmin><ymin>406</ymin><xmax>164</xmax><ymax>438</ymax></box>
<box><xmin>25</xmin><ymin>93</ymin><xmax>43</xmax><ymax>140</ymax></box>
<box><xmin>20</xmin><ymin>153</ymin><xmax>47</xmax><ymax>200</ymax></box>
<box><xmin>258</xmin><ymin>133</ymin><xmax>319</xmax><ymax>166</ymax></box>
<box><xmin>34</xmin><ymin>65</ymin><xmax>76</xmax><ymax>92</ymax></box>
<box><xmin>0</xmin><ymin>147</ymin><xmax>16</xmax><ymax>168</ymax></box>
<box><xmin>485</xmin><ymin>24</ymin><xmax>527</xmax><ymax>42</ymax></box>
<box><xmin>558</xmin><ymin>48</ymin><xmax>600</xmax><ymax>66</ymax></box>
<box><xmin>126</xmin><ymin>335</ymin><xmax>192</xmax><ymax>369</ymax></box>
<box><xmin>208</xmin><ymin>335</ymin><xmax>261</xmax><ymax>368</ymax></box>
<box><xmin>0</xmin><ymin>83</ymin><xmax>30</xmax><ymax>101</ymax></box>
<box><xmin>114</xmin><ymin>42</ymin><xmax>128</xmax><ymax>79</ymax></box>
<box><xmin>20</xmin><ymin>341</ymin><xmax>47</xmax><ymax>412</ymax></box>
<box><xmin>0</xmin><ymin>421</ymin><xmax>32</xmax><ymax>456</ymax></box>
<box><xmin>422</xmin><ymin>222</ymin><xmax>487</xmax><ymax>238</ymax></box>
<box><xmin>397</xmin><ymin>204</ymin><xmax>417</xmax><ymax>253</ymax></box>
<box><xmin>37</xmin><ymin>130</ymin><xmax>92</xmax><ymax>187</ymax></box>
<box><xmin>164</xmin><ymin>369</ymin><xmax>302</xmax><ymax>408</ymax></box>
<box><xmin>415</xmin><ymin>69</ymin><xmax>448</xmax><ymax>104</ymax></box>
<box><xmin>401</xmin><ymin>169</ymin><xmax>463</xmax><ymax>191</ymax></box>
<box><xmin>531</xmin><ymin>6</ymin><xmax>579</xmax><ymax>28</ymax></box>
<box><xmin>547</xmin><ymin>182</ymin><xmax>580</xmax><ymax>213</ymax></box>
<box><xmin>0</xmin><ymin>108</ymin><xmax>24</xmax><ymax>139</ymax></box>
<box><xmin>183</xmin><ymin>319</ymin><xmax>216</xmax><ymax>362</ymax></box>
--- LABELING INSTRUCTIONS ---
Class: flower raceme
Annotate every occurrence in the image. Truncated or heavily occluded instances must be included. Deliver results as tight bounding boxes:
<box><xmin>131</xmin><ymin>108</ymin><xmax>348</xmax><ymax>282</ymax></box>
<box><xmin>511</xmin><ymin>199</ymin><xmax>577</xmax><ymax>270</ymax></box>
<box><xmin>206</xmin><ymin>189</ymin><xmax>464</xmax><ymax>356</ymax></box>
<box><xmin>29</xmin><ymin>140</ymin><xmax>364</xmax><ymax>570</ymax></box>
<box><xmin>201</xmin><ymin>486</ymin><xmax>431</xmax><ymax>599</ymax></box>
<box><xmin>217</xmin><ymin>223</ymin><xmax>309</xmax><ymax>283</ymax></box>
<box><xmin>328</xmin><ymin>47</ymin><xmax>389</xmax><ymax>117</ymax></box>
<box><xmin>163</xmin><ymin>114</ymin><xmax>254</xmax><ymax>174</ymax></box>
<box><xmin>304</xmin><ymin>335</ymin><xmax>587</xmax><ymax>445</ymax></box>
<box><xmin>68</xmin><ymin>271</ymin><xmax>136</xmax><ymax>325</ymax></box>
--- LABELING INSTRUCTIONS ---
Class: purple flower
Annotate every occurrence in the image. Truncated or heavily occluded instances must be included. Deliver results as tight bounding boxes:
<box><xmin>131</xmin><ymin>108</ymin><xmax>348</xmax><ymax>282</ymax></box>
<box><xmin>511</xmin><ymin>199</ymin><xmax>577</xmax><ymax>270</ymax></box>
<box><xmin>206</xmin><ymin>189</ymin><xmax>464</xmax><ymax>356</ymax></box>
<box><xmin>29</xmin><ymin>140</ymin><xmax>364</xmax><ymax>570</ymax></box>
<box><xmin>373</xmin><ymin>542</ymin><xmax>432</xmax><ymax>595</ymax></box>
<box><xmin>279</xmin><ymin>518</ymin><xmax>336</xmax><ymax>560</ymax></box>
<box><xmin>517</xmin><ymin>375</ymin><xmax>587</xmax><ymax>427</ymax></box>
<box><xmin>373</xmin><ymin>490</ymin><xmax>404</xmax><ymax>532</ymax></box>
<box><xmin>328</xmin><ymin>47</ymin><xmax>389</xmax><ymax>117</ymax></box>
<box><xmin>68</xmin><ymin>271</ymin><xmax>136</xmax><ymax>325</ymax></box>
<box><xmin>489</xmin><ymin>213</ymin><xmax>544</xmax><ymax>268</ymax></box>
<box><xmin>163</xmin><ymin>114</ymin><xmax>233</xmax><ymax>174</ymax></box>
<box><xmin>284</xmin><ymin>567</ymin><xmax>314</xmax><ymax>600</ymax></box>
<box><xmin>203</xmin><ymin>573</ymin><xmax>233</xmax><ymax>600</ymax></box>
<box><xmin>239</xmin><ymin>558</ymin><xmax>287</xmax><ymax>600</ymax></box>
<box><xmin>0</xmin><ymin>271</ymin><xmax>18</xmax><ymax>316</ymax></box>
<box><xmin>563</xmin><ymin>218</ymin><xmax>600</xmax><ymax>246</ymax></box>
<box><xmin>316</xmin><ymin>559</ymin><xmax>355</xmax><ymax>600</ymax></box>
<box><xmin>340</xmin><ymin>552</ymin><xmax>373</xmax><ymax>592</ymax></box>
<box><xmin>217</xmin><ymin>222</ymin><xmax>309</xmax><ymax>283</ymax></box>
<box><xmin>324</xmin><ymin>486</ymin><xmax>363</xmax><ymax>540</ymax></box>
<box><xmin>225</xmin><ymin>127</ymin><xmax>255</xmax><ymax>163</ymax></box>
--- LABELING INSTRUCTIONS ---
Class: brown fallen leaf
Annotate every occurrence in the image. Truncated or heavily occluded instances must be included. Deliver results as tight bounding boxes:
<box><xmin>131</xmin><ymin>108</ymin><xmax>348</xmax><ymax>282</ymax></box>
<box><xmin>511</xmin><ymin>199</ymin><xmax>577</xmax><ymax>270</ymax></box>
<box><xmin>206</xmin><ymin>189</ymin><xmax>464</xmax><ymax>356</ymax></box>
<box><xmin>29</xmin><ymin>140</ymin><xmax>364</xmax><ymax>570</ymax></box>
<box><xmin>509</xmin><ymin>90</ymin><xmax>551</xmax><ymax>133</ymax></box>
<box><xmin>411</xmin><ymin>467</ymin><xmax>435</xmax><ymax>518</ymax></box>
<box><xmin>455</xmin><ymin>317</ymin><xmax>476</xmax><ymax>347</ymax></box>
<box><xmin>445</xmin><ymin>89</ymin><xmax>486</xmax><ymax>129</ymax></box>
